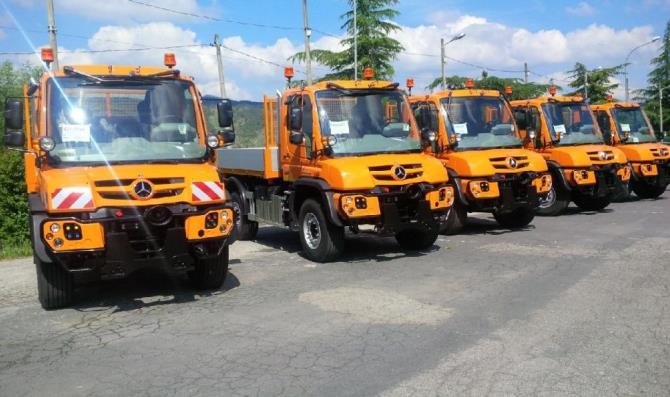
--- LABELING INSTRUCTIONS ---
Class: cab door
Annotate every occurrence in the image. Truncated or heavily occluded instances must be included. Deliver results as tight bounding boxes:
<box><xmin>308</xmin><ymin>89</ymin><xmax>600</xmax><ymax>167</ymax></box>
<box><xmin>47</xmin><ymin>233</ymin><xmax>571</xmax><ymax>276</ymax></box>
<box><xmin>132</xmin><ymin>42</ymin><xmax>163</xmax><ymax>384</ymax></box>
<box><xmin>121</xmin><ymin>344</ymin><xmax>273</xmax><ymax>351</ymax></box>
<box><xmin>282</xmin><ymin>94</ymin><xmax>315</xmax><ymax>181</ymax></box>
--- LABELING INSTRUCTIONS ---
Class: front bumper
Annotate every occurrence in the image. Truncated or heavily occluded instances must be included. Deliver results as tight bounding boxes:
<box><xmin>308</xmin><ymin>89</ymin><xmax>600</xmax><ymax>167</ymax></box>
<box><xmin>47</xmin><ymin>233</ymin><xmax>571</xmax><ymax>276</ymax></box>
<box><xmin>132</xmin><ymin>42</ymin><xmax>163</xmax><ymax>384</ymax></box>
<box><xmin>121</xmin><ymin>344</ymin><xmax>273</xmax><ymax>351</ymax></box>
<box><xmin>569</xmin><ymin>164</ymin><xmax>629</xmax><ymax>198</ymax></box>
<box><xmin>462</xmin><ymin>172</ymin><xmax>551</xmax><ymax>212</ymax></box>
<box><xmin>40</xmin><ymin>203</ymin><xmax>234</xmax><ymax>279</ymax></box>
<box><xmin>631</xmin><ymin>160</ymin><xmax>670</xmax><ymax>188</ymax></box>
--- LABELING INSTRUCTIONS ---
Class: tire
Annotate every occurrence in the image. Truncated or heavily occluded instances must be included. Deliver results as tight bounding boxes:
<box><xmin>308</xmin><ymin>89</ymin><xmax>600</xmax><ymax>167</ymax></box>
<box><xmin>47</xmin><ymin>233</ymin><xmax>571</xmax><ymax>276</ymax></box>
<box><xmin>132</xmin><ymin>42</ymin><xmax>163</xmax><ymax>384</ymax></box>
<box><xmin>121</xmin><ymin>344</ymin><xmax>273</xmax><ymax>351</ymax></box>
<box><xmin>536</xmin><ymin>184</ymin><xmax>569</xmax><ymax>216</ymax></box>
<box><xmin>572</xmin><ymin>193</ymin><xmax>610</xmax><ymax>211</ymax></box>
<box><xmin>396</xmin><ymin>228</ymin><xmax>439</xmax><ymax>251</ymax></box>
<box><xmin>35</xmin><ymin>257</ymin><xmax>73</xmax><ymax>310</ymax></box>
<box><xmin>611</xmin><ymin>182</ymin><xmax>630</xmax><ymax>202</ymax></box>
<box><xmin>298</xmin><ymin>199</ymin><xmax>344</xmax><ymax>262</ymax></box>
<box><xmin>493</xmin><ymin>206</ymin><xmax>535</xmax><ymax>229</ymax></box>
<box><xmin>230</xmin><ymin>192</ymin><xmax>258</xmax><ymax>240</ymax></box>
<box><xmin>632</xmin><ymin>182</ymin><xmax>667</xmax><ymax>199</ymax></box>
<box><xmin>189</xmin><ymin>246</ymin><xmax>229</xmax><ymax>290</ymax></box>
<box><xmin>441</xmin><ymin>200</ymin><xmax>467</xmax><ymax>235</ymax></box>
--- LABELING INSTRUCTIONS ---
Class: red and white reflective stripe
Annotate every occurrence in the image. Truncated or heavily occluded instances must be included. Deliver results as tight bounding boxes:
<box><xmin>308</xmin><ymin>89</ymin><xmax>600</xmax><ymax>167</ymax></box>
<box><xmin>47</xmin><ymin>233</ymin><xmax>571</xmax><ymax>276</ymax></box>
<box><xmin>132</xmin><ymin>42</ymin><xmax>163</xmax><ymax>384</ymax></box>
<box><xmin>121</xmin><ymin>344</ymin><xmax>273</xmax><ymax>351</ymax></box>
<box><xmin>51</xmin><ymin>187</ymin><xmax>94</xmax><ymax>210</ymax></box>
<box><xmin>192</xmin><ymin>181</ymin><xmax>225</xmax><ymax>202</ymax></box>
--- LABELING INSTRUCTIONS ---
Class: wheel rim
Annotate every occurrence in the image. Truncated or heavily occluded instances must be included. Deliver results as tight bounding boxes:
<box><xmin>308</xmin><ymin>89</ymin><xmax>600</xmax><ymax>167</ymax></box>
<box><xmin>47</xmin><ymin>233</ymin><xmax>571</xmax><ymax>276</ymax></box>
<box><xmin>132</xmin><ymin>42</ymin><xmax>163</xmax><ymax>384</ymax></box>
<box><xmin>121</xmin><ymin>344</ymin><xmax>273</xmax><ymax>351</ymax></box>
<box><xmin>538</xmin><ymin>187</ymin><xmax>556</xmax><ymax>209</ymax></box>
<box><xmin>231</xmin><ymin>200</ymin><xmax>242</xmax><ymax>229</ymax></box>
<box><xmin>303</xmin><ymin>213</ymin><xmax>321</xmax><ymax>249</ymax></box>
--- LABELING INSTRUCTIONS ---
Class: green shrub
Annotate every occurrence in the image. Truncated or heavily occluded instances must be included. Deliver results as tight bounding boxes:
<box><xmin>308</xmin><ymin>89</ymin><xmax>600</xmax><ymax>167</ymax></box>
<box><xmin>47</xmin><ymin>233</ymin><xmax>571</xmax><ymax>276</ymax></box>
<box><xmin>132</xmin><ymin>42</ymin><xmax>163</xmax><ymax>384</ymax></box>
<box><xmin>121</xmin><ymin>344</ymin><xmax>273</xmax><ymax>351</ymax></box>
<box><xmin>0</xmin><ymin>148</ymin><xmax>29</xmax><ymax>257</ymax></box>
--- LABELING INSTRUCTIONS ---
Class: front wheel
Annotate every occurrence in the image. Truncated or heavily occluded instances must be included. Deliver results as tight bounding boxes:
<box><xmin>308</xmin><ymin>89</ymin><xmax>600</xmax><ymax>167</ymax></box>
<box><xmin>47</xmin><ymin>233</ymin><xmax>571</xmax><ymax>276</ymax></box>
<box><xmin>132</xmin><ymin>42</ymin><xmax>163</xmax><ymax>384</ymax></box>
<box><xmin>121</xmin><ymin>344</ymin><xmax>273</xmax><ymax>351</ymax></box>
<box><xmin>493</xmin><ymin>206</ymin><xmax>535</xmax><ymax>229</ymax></box>
<box><xmin>632</xmin><ymin>182</ymin><xmax>667</xmax><ymax>199</ymax></box>
<box><xmin>36</xmin><ymin>257</ymin><xmax>73</xmax><ymax>310</ymax></box>
<box><xmin>441</xmin><ymin>200</ymin><xmax>467</xmax><ymax>235</ymax></box>
<box><xmin>299</xmin><ymin>199</ymin><xmax>344</xmax><ymax>262</ymax></box>
<box><xmin>536</xmin><ymin>184</ymin><xmax>569</xmax><ymax>216</ymax></box>
<box><xmin>396</xmin><ymin>228</ymin><xmax>439</xmax><ymax>251</ymax></box>
<box><xmin>189</xmin><ymin>246</ymin><xmax>229</xmax><ymax>290</ymax></box>
<box><xmin>230</xmin><ymin>192</ymin><xmax>259</xmax><ymax>240</ymax></box>
<box><xmin>572</xmin><ymin>193</ymin><xmax>610</xmax><ymax>211</ymax></box>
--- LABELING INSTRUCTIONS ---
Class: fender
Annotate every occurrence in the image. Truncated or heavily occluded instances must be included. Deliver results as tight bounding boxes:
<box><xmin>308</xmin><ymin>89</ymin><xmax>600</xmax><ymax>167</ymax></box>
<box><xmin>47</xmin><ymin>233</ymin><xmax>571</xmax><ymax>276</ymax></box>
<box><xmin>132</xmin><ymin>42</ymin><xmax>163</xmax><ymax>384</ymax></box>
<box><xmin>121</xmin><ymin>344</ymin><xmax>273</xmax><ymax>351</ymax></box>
<box><xmin>222</xmin><ymin>176</ymin><xmax>250</xmax><ymax>215</ymax></box>
<box><xmin>446</xmin><ymin>168</ymin><xmax>469</xmax><ymax>206</ymax></box>
<box><xmin>293</xmin><ymin>177</ymin><xmax>343</xmax><ymax>227</ymax></box>
<box><xmin>546</xmin><ymin>160</ymin><xmax>571</xmax><ymax>192</ymax></box>
<box><xmin>28</xmin><ymin>194</ymin><xmax>50</xmax><ymax>264</ymax></box>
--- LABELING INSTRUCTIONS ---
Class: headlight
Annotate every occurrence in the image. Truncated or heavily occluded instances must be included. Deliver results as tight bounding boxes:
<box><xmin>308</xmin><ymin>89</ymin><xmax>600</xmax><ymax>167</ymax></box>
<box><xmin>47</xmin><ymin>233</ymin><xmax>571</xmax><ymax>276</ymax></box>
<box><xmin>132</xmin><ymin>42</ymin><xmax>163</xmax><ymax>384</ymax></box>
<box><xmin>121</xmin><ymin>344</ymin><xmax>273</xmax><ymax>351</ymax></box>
<box><xmin>39</xmin><ymin>136</ymin><xmax>55</xmax><ymax>152</ymax></box>
<box><xmin>206</xmin><ymin>134</ymin><xmax>220</xmax><ymax>148</ymax></box>
<box><xmin>50</xmin><ymin>223</ymin><xmax>60</xmax><ymax>233</ymax></box>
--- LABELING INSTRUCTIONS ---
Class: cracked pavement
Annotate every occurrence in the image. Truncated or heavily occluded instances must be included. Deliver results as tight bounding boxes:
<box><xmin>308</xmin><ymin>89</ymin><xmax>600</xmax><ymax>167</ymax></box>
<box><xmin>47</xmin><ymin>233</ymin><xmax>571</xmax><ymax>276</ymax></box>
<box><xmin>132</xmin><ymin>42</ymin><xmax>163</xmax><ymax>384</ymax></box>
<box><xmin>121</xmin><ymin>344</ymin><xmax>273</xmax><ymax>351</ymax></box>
<box><xmin>1</xmin><ymin>195</ymin><xmax>669</xmax><ymax>396</ymax></box>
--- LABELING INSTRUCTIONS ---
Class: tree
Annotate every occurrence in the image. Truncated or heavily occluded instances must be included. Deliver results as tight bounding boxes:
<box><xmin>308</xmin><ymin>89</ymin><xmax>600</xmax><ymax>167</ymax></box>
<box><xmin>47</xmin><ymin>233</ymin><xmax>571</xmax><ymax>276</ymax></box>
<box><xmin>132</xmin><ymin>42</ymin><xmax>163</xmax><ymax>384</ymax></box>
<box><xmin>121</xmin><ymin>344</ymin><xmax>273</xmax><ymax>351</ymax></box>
<box><xmin>639</xmin><ymin>20</ymin><xmax>670</xmax><ymax>137</ymax></box>
<box><xmin>425</xmin><ymin>73</ymin><xmax>553</xmax><ymax>100</ymax></box>
<box><xmin>289</xmin><ymin>0</ymin><xmax>404</xmax><ymax>81</ymax></box>
<box><xmin>566</xmin><ymin>62</ymin><xmax>624</xmax><ymax>103</ymax></box>
<box><xmin>0</xmin><ymin>61</ymin><xmax>42</xmax><ymax>257</ymax></box>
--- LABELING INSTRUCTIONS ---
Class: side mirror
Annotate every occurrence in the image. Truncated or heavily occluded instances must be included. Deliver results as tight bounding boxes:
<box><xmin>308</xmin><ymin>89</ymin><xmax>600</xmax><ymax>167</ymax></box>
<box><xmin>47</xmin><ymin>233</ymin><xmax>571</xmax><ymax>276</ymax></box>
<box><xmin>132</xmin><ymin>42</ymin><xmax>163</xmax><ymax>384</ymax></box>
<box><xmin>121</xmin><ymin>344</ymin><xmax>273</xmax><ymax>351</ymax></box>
<box><xmin>601</xmin><ymin>130</ymin><xmax>613</xmax><ymax>145</ymax></box>
<box><xmin>289</xmin><ymin>131</ymin><xmax>304</xmax><ymax>144</ymax></box>
<box><xmin>289</xmin><ymin>107</ymin><xmax>302</xmax><ymax>132</ymax></box>
<box><xmin>3</xmin><ymin>130</ymin><xmax>26</xmax><ymax>148</ymax></box>
<box><xmin>217</xmin><ymin>99</ymin><xmax>234</xmax><ymax>130</ymax></box>
<box><xmin>514</xmin><ymin>110</ymin><xmax>527</xmax><ymax>130</ymax></box>
<box><xmin>220</xmin><ymin>130</ymin><xmax>235</xmax><ymax>146</ymax></box>
<box><xmin>418</xmin><ymin>106</ymin><xmax>432</xmax><ymax>130</ymax></box>
<box><xmin>4</xmin><ymin>98</ymin><xmax>24</xmax><ymax>131</ymax></box>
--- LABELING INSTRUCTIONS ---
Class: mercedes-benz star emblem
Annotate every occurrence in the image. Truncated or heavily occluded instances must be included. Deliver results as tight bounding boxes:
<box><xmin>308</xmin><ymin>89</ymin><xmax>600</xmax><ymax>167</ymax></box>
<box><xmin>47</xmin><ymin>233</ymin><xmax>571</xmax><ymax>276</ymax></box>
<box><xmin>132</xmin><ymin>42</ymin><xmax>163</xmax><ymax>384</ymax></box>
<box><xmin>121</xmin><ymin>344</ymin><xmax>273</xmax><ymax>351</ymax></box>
<box><xmin>507</xmin><ymin>157</ymin><xmax>518</xmax><ymax>169</ymax></box>
<box><xmin>393</xmin><ymin>165</ymin><xmax>407</xmax><ymax>180</ymax></box>
<box><xmin>599</xmin><ymin>151</ymin><xmax>608</xmax><ymax>161</ymax></box>
<box><xmin>133</xmin><ymin>180</ymin><xmax>153</xmax><ymax>199</ymax></box>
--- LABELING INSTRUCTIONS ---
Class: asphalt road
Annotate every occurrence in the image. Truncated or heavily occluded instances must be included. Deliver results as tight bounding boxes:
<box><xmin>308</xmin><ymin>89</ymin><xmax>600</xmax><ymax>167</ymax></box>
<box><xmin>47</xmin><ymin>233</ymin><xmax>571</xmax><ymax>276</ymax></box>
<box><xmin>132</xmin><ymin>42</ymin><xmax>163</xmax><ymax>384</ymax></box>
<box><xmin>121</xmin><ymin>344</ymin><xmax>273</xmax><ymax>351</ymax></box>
<box><xmin>1</xmin><ymin>195</ymin><xmax>669</xmax><ymax>397</ymax></box>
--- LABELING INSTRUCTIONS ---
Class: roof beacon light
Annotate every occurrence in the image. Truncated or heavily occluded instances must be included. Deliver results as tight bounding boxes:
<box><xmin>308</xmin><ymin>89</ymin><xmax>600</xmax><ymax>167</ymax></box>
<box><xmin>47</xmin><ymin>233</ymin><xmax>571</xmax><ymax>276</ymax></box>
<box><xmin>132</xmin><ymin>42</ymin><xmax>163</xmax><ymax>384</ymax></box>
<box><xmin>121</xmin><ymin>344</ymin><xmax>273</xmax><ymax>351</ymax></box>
<box><xmin>41</xmin><ymin>48</ymin><xmax>54</xmax><ymax>66</ymax></box>
<box><xmin>284</xmin><ymin>66</ymin><xmax>294</xmax><ymax>87</ymax></box>
<box><xmin>465</xmin><ymin>78</ymin><xmax>474</xmax><ymax>89</ymax></box>
<box><xmin>607</xmin><ymin>94</ymin><xmax>613</xmax><ymax>102</ymax></box>
<box><xmin>363</xmin><ymin>67</ymin><xmax>374</xmax><ymax>80</ymax></box>
<box><xmin>406</xmin><ymin>78</ymin><xmax>414</xmax><ymax>94</ymax></box>
<box><xmin>549</xmin><ymin>86</ymin><xmax>557</xmax><ymax>97</ymax></box>
<box><xmin>505</xmin><ymin>85</ymin><xmax>513</xmax><ymax>96</ymax></box>
<box><xmin>164</xmin><ymin>53</ymin><xmax>176</xmax><ymax>68</ymax></box>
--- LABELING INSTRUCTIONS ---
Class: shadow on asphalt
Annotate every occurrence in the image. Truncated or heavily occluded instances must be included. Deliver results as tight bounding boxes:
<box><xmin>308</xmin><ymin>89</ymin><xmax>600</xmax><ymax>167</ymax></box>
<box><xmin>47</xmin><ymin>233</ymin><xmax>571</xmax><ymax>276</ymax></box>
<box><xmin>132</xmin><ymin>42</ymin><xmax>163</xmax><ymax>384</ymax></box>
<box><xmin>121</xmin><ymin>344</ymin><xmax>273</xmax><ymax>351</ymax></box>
<box><xmin>246</xmin><ymin>225</ymin><xmax>441</xmax><ymax>264</ymax></box>
<box><xmin>447</xmin><ymin>215</ymin><xmax>537</xmax><ymax>236</ymax></box>
<box><xmin>71</xmin><ymin>267</ymin><xmax>241</xmax><ymax>312</ymax></box>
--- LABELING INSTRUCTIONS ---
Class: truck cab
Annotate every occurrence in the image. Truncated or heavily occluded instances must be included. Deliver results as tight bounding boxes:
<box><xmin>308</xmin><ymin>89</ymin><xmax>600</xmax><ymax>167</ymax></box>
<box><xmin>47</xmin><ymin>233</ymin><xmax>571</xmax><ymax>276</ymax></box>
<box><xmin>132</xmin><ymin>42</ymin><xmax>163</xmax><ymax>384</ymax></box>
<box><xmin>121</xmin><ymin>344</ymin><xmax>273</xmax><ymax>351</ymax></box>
<box><xmin>218</xmin><ymin>68</ymin><xmax>454</xmax><ymax>262</ymax></box>
<box><xmin>510</xmin><ymin>91</ymin><xmax>630</xmax><ymax>215</ymax></box>
<box><xmin>3</xmin><ymin>51</ymin><xmax>236</xmax><ymax>309</ymax></box>
<box><xmin>591</xmin><ymin>101</ymin><xmax>670</xmax><ymax>198</ymax></box>
<box><xmin>410</xmin><ymin>81</ymin><xmax>552</xmax><ymax>233</ymax></box>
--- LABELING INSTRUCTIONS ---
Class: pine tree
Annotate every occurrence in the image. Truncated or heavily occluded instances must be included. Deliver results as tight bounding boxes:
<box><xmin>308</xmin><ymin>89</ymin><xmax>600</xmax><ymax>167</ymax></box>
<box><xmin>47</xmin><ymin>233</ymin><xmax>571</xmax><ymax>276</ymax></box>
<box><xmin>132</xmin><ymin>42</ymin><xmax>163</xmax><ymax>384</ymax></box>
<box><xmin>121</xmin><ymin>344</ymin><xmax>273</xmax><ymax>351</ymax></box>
<box><xmin>566</xmin><ymin>62</ymin><xmax>624</xmax><ymax>103</ymax></box>
<box><xmin>639</xmin><ymin>20</ymin><xmax>670</xmax><ymax>138</ymax></box>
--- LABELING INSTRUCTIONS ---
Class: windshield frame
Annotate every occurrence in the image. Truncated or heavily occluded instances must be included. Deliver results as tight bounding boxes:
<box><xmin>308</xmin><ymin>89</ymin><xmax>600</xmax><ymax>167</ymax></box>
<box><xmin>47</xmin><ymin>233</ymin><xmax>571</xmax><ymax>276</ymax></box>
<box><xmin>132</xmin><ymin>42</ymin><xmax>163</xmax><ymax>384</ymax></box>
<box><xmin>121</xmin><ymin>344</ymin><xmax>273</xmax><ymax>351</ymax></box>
<box><xmin>45</xmin><ymin>76</ymin><xmax>207</xmax><ymax>166</ymax></box>
<box><xmin>440</xmin><ymin>95</ymin><xmax>522</xmax><ymax>151</ymax></box>
<box><xmin>314</xmin><ymin>88</ymin><xmax>423</xmax><ymax>157</ymax></box>
<box><xmin>611</xmin><ymin>107</ymin><xmax>658</xmax><ymax>144</ymax></box>
<box><xmin>541</xmin><ymin>102</ymin><xmax>604</xmax><ymax>146</ymax></box>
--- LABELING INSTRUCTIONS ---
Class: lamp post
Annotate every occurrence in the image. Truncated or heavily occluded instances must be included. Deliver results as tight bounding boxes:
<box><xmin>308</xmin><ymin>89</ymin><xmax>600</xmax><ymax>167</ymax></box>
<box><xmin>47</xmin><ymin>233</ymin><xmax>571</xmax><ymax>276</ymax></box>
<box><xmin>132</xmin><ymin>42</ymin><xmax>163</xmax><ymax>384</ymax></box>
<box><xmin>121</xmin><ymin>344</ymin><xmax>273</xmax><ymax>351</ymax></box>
<box><xmin>441</xmin><ymin>33</ymin><xmax>465</xmax><ymax>90</ymax></box>
<box><xmin>624</xmin><ymin>36</ymin><xmax>661</xmax><ymax>102</ymax></box>
<box><xmin>302</xmin><ymin>0</ymin><xmax>312</xmax><ymax>85</ymax></box>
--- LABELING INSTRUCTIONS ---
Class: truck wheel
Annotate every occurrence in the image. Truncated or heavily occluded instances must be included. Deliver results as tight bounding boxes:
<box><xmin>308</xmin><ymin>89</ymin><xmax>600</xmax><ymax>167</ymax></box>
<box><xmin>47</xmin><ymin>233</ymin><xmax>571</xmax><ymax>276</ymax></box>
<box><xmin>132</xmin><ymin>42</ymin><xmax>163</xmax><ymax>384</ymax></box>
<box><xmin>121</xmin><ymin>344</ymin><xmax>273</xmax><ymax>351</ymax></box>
<box><xmin>396</xmin><ymin>228</ymin><xmax>439</xmax><ymax>251</ymax></box>
<box><xmin>572</xmin><ymin>193</ymin><xmax>610</xmax><ymax>211</ymax></box>
<box><xmin>493</xmin><ymin>206</ymin><xmax>535</xmax><ymax>229</ymax></box>
<box><xmin>36</xmin><ymin>257</ymin><xmax>73</xmax><ymax>310</ymax></box>
<box><xmin>299</xmin><ymin>199</ymin><xmax>344</xmax><ymax>263</ymax></box>
<box><xmin>611</xmin><ymin>182</ymin><xmax>630</xmax><ymax>202</ymax></box>
<box><xmin>189</xmin><ymin>246</ymin><xmax>229</xmax><ymax>290</ymax></box>
<box><xmin>231</xmin><ymin>192</ymin><xmax>259</xmax><ymax>240</ymax></box>
<box><xmin>632</xmin><ymin>182</ymin><xmax>666</xmax><ymax>199</ymax></box>
<box><xmin>537</xmin><ymin>184</ymin><xmax>569</xmax><ymax>216</ymax></box>
<box><xmin>441</xmin><ymin>200</ymin><xmax>466</xmax><ymax>235</ymax></box>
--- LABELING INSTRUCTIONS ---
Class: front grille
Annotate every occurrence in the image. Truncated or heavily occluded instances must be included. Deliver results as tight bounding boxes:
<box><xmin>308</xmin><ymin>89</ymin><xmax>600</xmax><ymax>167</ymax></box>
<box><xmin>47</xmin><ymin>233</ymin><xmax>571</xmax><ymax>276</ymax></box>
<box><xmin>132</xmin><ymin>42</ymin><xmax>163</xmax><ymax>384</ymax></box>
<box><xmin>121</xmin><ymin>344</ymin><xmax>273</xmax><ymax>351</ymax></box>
<box><xmin>368</xmin><ymin>163</ymin><xmax>423</xmax><ymax>181</ymax></box>
<box><xmin>95</xmin><ymin>177</ymin><xmax>185</xmax><ymax>200</ymax></box>
<box><xmin>587</xmin><ymin>150</ymin><xmax>615</xmax><ymax>162</ymax></box>
<box><xmin>489</xmin><ymin>155</ymin><xmax>530</xmax><ymax>170</ymax></box>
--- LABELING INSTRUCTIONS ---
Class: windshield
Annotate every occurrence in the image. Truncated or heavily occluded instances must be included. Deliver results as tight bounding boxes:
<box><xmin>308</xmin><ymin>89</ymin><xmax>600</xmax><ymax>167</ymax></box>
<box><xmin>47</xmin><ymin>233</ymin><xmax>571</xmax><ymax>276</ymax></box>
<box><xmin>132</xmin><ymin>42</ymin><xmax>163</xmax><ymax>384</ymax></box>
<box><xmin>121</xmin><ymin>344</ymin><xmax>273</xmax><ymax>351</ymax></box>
<box><xmin>541</xmin><ymin>102</ymin><xmax>603</xmax><ymax>145</ymax></box>
<box><xmin>611</xmin><ymin>107</ymin><xmax>656</xmax><ymax>143</ymax></box>
<box><xmin>47</xmin><ymin>76</ymin><xmax>204</xmax><ymax>164</ymax></box>
<box><xmin>315</xmin><ymin>89</ymin><xmax>421</xmax><ymax>156</ymax></box>
<box><xmin>440</xmin><ymin>96</ymin><xmax>521</xmax><ymax>150</ymax></box>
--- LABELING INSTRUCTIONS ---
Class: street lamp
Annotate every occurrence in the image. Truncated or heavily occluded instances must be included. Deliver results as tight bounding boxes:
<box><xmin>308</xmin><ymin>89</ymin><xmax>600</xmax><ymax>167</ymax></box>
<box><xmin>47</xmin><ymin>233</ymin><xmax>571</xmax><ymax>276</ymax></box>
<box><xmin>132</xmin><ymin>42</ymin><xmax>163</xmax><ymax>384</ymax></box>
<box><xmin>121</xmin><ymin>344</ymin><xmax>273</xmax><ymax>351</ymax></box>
<box><xmin>441</xmin><ymin>33</ymin><xmax>465</xmax><ymax>90</ymax></box>
<box><xmin>624</xmin><ymin>36</ymin><xmax>661</xmax><ymax>102</ymax></box>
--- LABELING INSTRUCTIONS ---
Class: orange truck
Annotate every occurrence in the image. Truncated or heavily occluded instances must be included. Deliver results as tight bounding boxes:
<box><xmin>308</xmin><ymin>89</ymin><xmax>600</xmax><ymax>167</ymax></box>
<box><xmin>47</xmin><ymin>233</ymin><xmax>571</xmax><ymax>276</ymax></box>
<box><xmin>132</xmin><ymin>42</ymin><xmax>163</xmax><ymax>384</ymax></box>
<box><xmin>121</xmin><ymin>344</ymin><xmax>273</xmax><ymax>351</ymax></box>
<box><xmin>591</xmin><ymin>100</ymin><xmax>670</xmax><ymax>198</ymax></box>
<box><xmin>3</xmin><ymin>50</ymin><xmax>236</xmax><ymax>309</ymax></box>
<box><xmin>218</xmin><ymin>68</ymin><xmax>454</xmax><ymax>262</ymax></box>
<box><xmin>510</xmin><ymin>90</ymin><xmax>630</xmax><ymax>215</ymax></box>
<box><xmin>409</xmin><ymin>81</ymin><xmax>552</xmax><ymax>233</ymax></box>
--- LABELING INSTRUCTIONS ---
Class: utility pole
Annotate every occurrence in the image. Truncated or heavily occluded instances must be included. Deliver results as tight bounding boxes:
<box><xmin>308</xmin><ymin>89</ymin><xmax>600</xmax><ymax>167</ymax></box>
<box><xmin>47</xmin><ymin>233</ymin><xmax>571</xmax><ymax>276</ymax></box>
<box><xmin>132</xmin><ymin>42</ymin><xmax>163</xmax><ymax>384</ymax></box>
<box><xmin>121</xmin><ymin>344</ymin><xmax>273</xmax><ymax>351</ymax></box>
<box><xmin>46</xmin><ymin>0</ymin><xmax>59</xmax><ymax>70</ymax></box>
<box><xmin>353</xmin><ymin>0</ymin><xmax>357</xmax><ymax>80</ymax></box>
<box><xmin>302</xmin><ymin>0</ymin><xmax>312</xmax><ymax>85</ymax></box>
<box><xmin>440</xmin><ymin>33</ymin><xmax>465</xmax><ymax>90</ymax></box>
<box><xmin>211</xmin><ymin>34</ymin><xmax>227</xmax><ymax>97</ymax></box>
<box><xmin>524</xmin><ymin>62</ymin><xmax>529</xmax><ymax>83</ymax></box>
<box><xmin>584</xmin><ymin>69</ymin><xmax>588</xmax><ymax>99</ymax></box>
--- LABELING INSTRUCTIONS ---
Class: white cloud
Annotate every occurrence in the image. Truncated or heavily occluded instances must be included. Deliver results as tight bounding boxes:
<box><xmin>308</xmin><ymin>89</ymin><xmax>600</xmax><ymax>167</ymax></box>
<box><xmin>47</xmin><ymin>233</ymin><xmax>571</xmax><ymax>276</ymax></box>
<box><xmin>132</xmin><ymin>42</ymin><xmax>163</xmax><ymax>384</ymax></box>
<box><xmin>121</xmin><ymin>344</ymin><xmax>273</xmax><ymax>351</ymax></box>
<box><xmin>566</xmin><ymin>2</ymin><xmax>596</xmax><ymax>16</ymax></box>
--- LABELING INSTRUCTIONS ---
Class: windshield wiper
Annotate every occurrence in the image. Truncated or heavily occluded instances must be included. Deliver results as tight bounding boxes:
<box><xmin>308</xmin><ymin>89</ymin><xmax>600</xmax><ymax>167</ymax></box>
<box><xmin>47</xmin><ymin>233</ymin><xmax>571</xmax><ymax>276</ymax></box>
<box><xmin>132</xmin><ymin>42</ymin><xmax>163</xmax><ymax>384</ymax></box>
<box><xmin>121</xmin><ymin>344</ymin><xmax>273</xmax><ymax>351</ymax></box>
<box><xmin>63</xmin><ymin>66</ymin><xmax>104</xmax><ymax>83</ymax></box>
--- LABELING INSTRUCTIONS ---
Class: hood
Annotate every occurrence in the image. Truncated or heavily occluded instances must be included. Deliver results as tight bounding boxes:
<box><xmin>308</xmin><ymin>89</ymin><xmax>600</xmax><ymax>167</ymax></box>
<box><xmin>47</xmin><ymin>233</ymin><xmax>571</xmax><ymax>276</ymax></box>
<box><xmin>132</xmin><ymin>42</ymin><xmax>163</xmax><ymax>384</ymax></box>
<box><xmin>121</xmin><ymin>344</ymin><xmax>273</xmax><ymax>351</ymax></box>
<box><xmin>442</xmin><ymin>148</ymin><xmax>548</xmax><ymax>177</ymax></box>
<box><xmin>40</xmin><ymin>163</ymin><xmax>224</xmax><ymax>212</ymax></box>
<box><xmin>616</xmin><ymin>142</ymin><xmax>670</xmax><ymax>162</ymax></box>
<box><xmin>544</xmin><ymin>144</ymin><xmax>627</xmax><ymax>167</ymax></box>
<box><xmin>318</xmin><ymin>153</ymin><xmax>449</xmax><ymax>190</ymax></box>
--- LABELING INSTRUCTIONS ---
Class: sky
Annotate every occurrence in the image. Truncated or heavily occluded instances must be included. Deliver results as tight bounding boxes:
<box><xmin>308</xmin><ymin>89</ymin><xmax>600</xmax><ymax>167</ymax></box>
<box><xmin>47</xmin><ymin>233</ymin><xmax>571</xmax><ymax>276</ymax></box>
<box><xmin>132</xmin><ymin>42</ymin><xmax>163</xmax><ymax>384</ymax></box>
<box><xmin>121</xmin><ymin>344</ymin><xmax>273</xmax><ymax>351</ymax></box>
<box><xmin>0</xmin><ymin>0</ymin><xmax>668</xmax><ymax>101</ymax></box>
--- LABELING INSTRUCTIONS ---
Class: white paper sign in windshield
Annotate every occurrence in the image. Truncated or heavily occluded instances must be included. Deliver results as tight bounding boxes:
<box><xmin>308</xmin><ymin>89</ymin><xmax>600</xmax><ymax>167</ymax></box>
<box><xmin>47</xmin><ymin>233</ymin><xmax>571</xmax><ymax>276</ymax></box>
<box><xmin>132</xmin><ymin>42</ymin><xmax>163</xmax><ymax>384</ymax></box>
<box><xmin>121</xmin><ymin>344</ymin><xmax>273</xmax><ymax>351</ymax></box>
<box><xmin>61</xmin><ymin>124</ymin><xmax>91</xmax><ymax>143</ymax></box>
